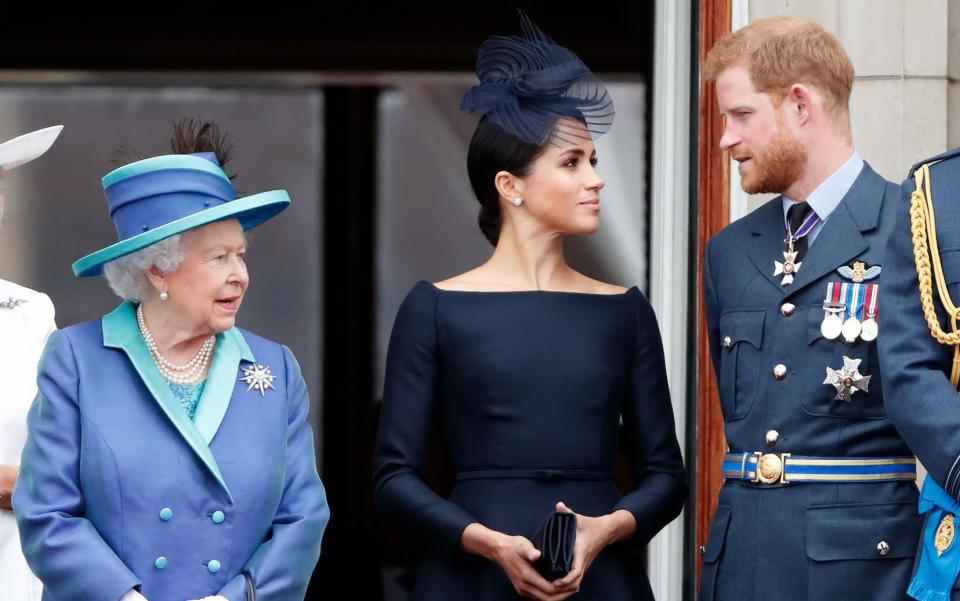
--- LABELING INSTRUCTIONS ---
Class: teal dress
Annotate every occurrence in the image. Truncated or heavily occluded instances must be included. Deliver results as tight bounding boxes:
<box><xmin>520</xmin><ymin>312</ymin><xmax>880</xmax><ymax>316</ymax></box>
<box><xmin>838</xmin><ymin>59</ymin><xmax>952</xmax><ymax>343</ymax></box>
<box><xmin>169</xmin><ymin>381</ymin><xmax>206</xmax><ymax>420</ymax></box>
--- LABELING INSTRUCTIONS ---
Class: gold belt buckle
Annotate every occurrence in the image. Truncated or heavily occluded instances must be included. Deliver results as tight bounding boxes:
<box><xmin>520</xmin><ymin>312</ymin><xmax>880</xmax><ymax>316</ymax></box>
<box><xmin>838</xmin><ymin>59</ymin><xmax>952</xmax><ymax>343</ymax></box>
<box><xmin>753</xmin><ymin>452</ymin><xmax>791</xmax><ymax>484</ymax></box>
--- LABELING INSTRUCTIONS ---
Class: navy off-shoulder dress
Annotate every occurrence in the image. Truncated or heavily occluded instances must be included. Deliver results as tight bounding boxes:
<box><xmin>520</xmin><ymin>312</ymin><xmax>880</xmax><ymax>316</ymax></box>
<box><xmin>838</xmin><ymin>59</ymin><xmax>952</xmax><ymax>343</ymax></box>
<box><xmin>374</xmin><ymin>281</ymin><xmax>687</xmax><ymax>600</ymax></box>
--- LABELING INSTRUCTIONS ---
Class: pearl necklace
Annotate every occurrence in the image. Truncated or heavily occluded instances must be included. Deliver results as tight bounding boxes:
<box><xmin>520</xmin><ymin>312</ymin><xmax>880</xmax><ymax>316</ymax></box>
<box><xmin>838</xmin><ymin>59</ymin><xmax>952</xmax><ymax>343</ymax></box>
<box><xmin>136</xmin><ymin>304</ymin><xmax>215</xmax><ymax>385</ymax></box>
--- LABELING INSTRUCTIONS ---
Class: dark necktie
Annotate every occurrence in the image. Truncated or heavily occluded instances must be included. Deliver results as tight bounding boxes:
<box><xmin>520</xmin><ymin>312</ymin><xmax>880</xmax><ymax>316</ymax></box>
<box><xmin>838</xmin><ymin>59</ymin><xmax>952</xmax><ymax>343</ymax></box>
<box><xmin>786</xmin><ymin>201</ymin><xmax>814</xmax><ymax>262</ymax></box>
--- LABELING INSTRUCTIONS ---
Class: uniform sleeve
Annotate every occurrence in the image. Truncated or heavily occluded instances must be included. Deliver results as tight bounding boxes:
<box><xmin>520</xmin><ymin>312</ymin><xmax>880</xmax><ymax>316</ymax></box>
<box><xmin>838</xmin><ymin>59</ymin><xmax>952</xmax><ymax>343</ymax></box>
<box><xmin>373</xmin><ymin>283</ymin><xmax>477</xmax><ymax>554</ymax></box>
<box><xmin>13</xmin><ymin>329</ymin><xmax>141</xmax><ymax>601</ymax></box>
<box><xmin>612</xmin><ymin>291</ymin><xmax>688</xmax><ymax>544</ymax></box>
<box><xmin>879</xmin><ymin>178</ymin><xmax>960</xmax><ymax>499</ymax></box>
<box><xmin>218</xmin><ymin>346</ymin><xmax>329</xmax><ymax>601</ymax></box>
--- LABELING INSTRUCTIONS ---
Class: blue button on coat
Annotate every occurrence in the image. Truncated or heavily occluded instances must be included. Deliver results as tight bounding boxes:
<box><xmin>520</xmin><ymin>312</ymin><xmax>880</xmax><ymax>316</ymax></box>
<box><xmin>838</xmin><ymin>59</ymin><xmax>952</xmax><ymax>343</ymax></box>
<box><xmin>13</xmin><ymin>302</ymin><xmax>330</xmax><ymax>601</ymax></box>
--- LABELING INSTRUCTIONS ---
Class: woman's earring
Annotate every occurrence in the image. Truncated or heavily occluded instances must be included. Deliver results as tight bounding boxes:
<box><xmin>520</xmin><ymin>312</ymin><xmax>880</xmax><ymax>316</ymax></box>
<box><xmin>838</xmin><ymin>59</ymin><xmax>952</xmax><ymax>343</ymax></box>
<box><xmin>512</xmin><ymin>197</ymin><xmax>524</xmax><ymax>207</ymax></box>
<box><xmin>160</xmin><ymin>291</ymin><xmax>169</xmax><ymax>302</ymax></box>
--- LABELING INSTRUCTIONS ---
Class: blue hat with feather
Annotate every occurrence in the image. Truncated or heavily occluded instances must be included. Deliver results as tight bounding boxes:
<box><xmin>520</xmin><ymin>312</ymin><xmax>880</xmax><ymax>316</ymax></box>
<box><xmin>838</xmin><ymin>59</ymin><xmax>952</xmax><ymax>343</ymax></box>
<box><xmin>73</xmin><ymin>120</ymin><xmax>290</xmax><ymax>277</ymax></box>
<box><xmin>460</xmin><ymin>12</ymin><xmax>615</xmax><ymax>145</ymax></box>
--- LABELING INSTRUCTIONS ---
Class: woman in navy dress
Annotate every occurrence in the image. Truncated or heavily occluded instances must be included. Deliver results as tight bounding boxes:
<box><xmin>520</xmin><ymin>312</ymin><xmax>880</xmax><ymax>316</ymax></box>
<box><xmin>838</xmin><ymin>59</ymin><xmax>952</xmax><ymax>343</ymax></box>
<box><xmin>374</xmin><ymin>17</ymin><xmax>686</xmax><ymax>601</ymax></box>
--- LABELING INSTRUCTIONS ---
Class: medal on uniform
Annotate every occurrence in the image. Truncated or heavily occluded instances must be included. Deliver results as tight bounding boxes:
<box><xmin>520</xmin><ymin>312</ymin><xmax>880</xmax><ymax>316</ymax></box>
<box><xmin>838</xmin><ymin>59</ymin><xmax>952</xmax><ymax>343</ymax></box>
<box><xmin>841</xmin><ymin>282</ymin><xmax>865</xmax><ymax>343</ymax></box>
<box><xmin>821</xmin><ymin>309</ymin><xmax>843</xmax><ymax>340</ymax></box>
<box><xmin>841</xmin><ymin>318</ymin><xmax>861</xmax><ymax>343</ymax></box>
<box><xmin>774</xmin><ymin>209</ymin><xmax>821</xmax><ymax>286</ymax></box>
<box><xmin>936</xmin><ymin>513</ymin><xmax>956</xmax><ymax>557</ymax></box>
<box><xmin>860</xmin><ymin>283</ymin><xmax>879</xmax><ymax>342</ymax></box>
<box><xmin>774</xmin><ymin>249</ymin><xmax>801</xmax><ymax>286</ymax></box>
<box><xmin>821</xmin><ymin>282</ymin><xmax>845</xmax><ymax>340</ymax></box>
<box><xmin>823</xmin><ymin>355</ymin><xmax>872</xmax><ymax>401</ymax></box>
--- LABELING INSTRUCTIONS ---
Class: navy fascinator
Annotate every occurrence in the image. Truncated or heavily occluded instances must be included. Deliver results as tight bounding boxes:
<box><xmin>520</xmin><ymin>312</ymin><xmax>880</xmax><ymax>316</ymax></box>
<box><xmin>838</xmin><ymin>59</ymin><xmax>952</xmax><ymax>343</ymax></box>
<box><xmin>460</xmin><ymin>13</ymin><xmax>615</xmax><ymax>145</ymax></box>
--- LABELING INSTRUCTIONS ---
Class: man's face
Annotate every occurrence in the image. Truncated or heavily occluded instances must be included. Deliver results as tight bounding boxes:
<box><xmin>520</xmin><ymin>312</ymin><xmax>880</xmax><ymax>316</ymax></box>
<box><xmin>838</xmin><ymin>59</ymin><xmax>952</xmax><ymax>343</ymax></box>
<box><xmin>716</xmin><ymin>65</ymin><xmax>806</xmax><ymax>195</ymax></box>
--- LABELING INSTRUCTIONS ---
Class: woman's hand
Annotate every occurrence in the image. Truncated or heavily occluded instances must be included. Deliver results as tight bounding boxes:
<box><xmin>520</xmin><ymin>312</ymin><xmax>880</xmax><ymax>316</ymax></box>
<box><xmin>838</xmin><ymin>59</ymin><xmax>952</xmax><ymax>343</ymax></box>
<box><xmin>0</xmin><ymin>465</ymin><xmax>17</xmax><ymax>511</ymax></box>
<box><xmin>551</xmin><ymin>502</ymin><xmax>637</xmax><ymax>594</ymax></box>
<box><xmin>462</xmin><ymin>522</ymin><xmax>575</xmax><ymax>600</ymax></box>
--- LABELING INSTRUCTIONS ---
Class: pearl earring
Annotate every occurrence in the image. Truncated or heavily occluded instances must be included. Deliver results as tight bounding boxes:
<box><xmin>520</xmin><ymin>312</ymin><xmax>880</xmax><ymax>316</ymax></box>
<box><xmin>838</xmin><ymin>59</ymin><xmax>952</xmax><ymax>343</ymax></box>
<box><xmin>160</xmin><ymin>291</ymin><xmax>169</xmax><ymax>302</ymax></box>
<box><xmin>512</xmin><ymin>197</ymin><xmax>524</xmax><ymax>207</ymax></box>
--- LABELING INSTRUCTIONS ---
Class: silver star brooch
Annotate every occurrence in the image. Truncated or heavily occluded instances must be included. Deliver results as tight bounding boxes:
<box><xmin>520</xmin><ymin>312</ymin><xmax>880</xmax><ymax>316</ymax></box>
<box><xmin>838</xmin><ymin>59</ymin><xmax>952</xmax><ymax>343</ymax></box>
<box><xmin>823</xmin><ymin>355</ymin><xmax>872</xmax><ymax>402</ymax></box>
<box><xmin>240</xmin><ymin>363</ymin><xmax>276</xmax><ymax>396</ymax></box>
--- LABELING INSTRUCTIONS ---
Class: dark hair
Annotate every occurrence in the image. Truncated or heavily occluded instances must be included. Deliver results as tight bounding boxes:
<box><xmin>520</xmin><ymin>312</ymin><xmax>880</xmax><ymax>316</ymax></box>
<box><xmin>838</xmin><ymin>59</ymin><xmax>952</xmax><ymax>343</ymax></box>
<box><xmin>467</xmin><ymin>117</ymin><xmax>548</xmax><ymax>246</ymax></box>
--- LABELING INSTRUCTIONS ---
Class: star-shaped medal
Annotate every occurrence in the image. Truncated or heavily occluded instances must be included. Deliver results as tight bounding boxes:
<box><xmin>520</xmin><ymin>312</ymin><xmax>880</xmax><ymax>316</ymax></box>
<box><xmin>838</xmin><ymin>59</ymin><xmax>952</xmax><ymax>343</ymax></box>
<box><xmin>823</xmin><ymin>355</ymin><xmax>871</xmax><ymax>401</ymax></box>
<box><xmin>774</xmin><ymin>250</ymin><xmax>802</xmax><ymax>286</ymax></box>
<box><xmin>240</xmin><ymin>363</ymin><xmax>276</xmax><ymax>396</ymax></box>
<box><xmin>0</xmin><ymin>297</ymin><xmax>27</xmax><ymax>310</ymax></box>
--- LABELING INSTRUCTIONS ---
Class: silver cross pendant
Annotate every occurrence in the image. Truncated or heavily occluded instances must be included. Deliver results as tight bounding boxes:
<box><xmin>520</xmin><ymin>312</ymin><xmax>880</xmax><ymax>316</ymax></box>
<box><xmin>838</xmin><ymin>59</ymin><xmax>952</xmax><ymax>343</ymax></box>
<box><xmin>774</xmin><ymin>249</ymin><xmax>802</xmax><ymax>286</ymax></box>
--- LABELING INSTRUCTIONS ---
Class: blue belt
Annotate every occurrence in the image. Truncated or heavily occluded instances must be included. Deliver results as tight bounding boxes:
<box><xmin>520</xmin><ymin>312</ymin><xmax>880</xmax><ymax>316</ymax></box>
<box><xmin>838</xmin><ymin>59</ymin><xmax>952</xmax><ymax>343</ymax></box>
<box><xmin>723</xmin><ymin>452</ymin><xmax>917</xmax><ymax>485</ymax></box>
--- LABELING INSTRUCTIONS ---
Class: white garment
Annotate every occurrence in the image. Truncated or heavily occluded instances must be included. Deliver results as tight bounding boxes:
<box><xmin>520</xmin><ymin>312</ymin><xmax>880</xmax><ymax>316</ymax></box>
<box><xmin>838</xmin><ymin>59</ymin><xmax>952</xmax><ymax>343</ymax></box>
<box><xmin>0</xmin><ymin>279</ymin><xmax>55</xmax><ymax>601</ymax></box>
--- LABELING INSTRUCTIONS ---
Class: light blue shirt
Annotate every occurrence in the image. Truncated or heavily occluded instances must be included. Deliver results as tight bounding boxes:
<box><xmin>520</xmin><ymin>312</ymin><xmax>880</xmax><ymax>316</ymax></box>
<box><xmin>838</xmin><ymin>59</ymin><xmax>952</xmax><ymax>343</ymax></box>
<box><xmin>782</xmin><ymin>151</ymin><xmax>864</xmax><ymax>246</ymax></box>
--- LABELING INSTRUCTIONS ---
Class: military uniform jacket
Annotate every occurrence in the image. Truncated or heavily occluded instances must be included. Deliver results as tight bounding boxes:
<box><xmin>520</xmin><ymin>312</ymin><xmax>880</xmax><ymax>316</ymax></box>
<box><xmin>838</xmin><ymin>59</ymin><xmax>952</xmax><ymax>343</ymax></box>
<box><xmin>701</xmin><ymin>163</ymin><xmax>922</xmax><ymax>601</ymax></box>
<box><xmin>13</xmin><ymin>302</ymin><xmax>330</xmax><ymax>601</ymax></box>
<box><xmin>880</xmin><ymin>147</ymin><xmax>960</xmax><ymax>600</ymax></box>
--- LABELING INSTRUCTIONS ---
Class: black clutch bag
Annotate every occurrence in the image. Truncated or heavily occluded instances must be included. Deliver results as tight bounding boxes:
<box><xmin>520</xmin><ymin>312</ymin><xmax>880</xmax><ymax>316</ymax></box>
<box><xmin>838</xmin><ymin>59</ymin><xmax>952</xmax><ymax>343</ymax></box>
<box><xmin>532</xmin><ymin>511</ymin><xmax>576</xmax><ymax>580</ymax></box>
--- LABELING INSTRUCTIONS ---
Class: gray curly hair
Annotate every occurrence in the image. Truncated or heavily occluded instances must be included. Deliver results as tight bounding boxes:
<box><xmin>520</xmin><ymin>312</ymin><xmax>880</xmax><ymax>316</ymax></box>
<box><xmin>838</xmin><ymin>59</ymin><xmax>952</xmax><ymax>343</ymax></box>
<box><xmin>103</xmin><ymin>235</ymin><xmax>184</xmax><ymax>302</ymax></box>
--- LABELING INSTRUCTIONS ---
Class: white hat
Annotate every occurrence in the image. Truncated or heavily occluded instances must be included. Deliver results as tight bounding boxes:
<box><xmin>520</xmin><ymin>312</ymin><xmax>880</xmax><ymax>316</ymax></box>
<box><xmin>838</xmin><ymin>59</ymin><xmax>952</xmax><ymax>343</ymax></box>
<box><xmin>0</xmin><ymin>125</ymin><xmax>63</xmax><ymax>171</ymax></box>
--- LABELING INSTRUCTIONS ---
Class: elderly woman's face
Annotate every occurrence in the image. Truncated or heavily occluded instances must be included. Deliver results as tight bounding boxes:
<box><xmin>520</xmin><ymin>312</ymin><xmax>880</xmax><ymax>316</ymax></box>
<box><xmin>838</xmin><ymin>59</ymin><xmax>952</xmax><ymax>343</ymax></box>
<box><xmin>163</xmin><ymin>219</ymin><xmax>248</xmax><ymax>334</ymax></box>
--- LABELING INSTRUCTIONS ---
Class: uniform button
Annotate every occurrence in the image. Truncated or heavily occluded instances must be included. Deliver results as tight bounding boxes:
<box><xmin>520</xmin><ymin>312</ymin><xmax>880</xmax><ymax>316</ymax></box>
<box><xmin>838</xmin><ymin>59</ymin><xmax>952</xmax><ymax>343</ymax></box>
<box><xmin>773</xmin><ymin>364</ymin><xmax>788</xmax><ymax>380</ymax></box>
<box><xmin>155</xmin><ymin>556</ymin><xmax>168</xmax><ymax>570</ymax></box>
<box><xmin>159</xmin><ymin>507</ymin><xmax>173</xmax><ymax>522</ymax></box>
<box><xmin>722</xmin><ymin>336</ymin><xmax>733</xmax><ymax>349</ymax></box>
<box><xmin>208</xmin><ymin>560</ymin><xmax>221</xmax><ymax>574</ymax></box>
<box><xmin>765</xmin><ymin>430</ymin><xmax>780</xmax><ymax>447</ymax></box>
<box><xmin>780</xmin><ymin>303</ymin><xmax>796</xmax><ymax>317</ymax></box>
<box><xmin>212</xmin><ymin>510</ymin><xmax>225</xmax><ymax>524</ymax></box>
<box><xmin>877</xmin><ymin>540</ymin><xmax>890</xmax><ymax>556</ymax></box>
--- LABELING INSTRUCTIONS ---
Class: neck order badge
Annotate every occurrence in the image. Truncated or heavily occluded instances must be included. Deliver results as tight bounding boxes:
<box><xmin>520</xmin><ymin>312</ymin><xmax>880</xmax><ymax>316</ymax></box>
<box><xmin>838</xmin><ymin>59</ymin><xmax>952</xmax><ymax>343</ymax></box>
<box><xmin>775</xmin><ymin>208</ymin><xmax>821</xmax><ymax>286</ymax></box>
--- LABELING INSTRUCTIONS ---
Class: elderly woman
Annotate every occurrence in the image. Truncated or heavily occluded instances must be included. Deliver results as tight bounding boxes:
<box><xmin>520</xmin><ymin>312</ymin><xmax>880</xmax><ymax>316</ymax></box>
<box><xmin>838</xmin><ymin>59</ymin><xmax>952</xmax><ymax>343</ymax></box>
<box><xmin>13</xmin><ymin>121</ymin><xmax>329</xmax><ymax>601</ymax></box>
<box><xmin>0</xmin><ymin>125</ymin><xmax>62</xmax><ymax>601</ymax></box>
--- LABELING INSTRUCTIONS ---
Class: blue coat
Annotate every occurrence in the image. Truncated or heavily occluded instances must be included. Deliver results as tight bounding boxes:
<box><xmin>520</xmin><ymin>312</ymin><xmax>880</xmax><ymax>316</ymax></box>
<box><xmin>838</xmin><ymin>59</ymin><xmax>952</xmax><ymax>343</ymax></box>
<box><xmin>13</xmin><ymin>302</ymin><xmax>329</xmax><ymax>601</ymax></box>
<box><xmin>701</xmin><ymin>164</ymin><xmax>921</xmax><ymax>601</ymax></box>
<box><xmin>879</xmin><ymin>148</ymin><xmax>960</xmax><ymax>600</ymax></box>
